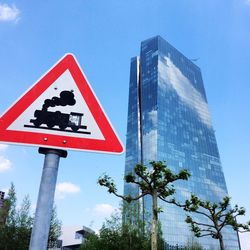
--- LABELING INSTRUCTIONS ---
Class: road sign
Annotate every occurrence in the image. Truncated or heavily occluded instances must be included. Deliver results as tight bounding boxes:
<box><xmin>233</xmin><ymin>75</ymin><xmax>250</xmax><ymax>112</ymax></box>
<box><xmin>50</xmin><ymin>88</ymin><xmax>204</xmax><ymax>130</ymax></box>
<box><xmin>0</xmin><ymin>54</ymin><xmax>123</xmax><ymax>154</ymax></box>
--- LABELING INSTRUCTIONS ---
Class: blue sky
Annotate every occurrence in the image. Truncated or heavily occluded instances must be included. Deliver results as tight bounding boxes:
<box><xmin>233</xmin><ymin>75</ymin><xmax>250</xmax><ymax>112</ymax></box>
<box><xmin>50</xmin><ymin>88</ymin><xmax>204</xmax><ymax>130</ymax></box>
<box><xmin>0</xmin><ymin>0</ymin><xmax>250</xmax><ymax>248</ymax></box>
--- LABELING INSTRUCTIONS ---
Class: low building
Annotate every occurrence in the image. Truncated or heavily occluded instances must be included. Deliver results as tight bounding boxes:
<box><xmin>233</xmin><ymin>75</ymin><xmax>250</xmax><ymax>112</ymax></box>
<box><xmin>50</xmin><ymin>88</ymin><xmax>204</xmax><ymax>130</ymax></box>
<box><xmin>62</xmin><ymin>226</ymin><xmax>95</xmax><ymax>250</ymax></box>
<box><xmin>0</xmin><ymin>191</ymin><xmax>5</xmax><ymax>208</ymax></box>
<box><xmin>0</xmin><ymin>191</ymin><xmax>8</xmax><ymax>225</ymax></box>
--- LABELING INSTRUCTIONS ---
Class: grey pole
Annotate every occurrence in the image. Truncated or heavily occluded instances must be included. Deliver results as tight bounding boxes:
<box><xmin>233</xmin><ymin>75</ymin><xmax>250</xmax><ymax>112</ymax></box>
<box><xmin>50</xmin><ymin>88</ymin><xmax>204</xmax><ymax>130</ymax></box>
<box><xmin>29</xmin><ymin>147</ymin><xmax>67</xmax><ymax>250</ymax></box>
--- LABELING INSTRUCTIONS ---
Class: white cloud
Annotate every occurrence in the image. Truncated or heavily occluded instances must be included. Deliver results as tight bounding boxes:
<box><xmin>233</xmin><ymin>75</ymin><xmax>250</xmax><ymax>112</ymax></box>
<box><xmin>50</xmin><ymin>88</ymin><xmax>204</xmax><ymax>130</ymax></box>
<box><xmin>159</xmin><ymin>57</ymin><xmax>212</xmax><ymax>128</ymax></box>
<box><xmin>0</xmin><ymin>156</ymin><xmax>12</xmax><ymax>173</ymax></box>
<box><xmin>55</xmin><ymin>182</ymin><xmax>80</xmax><ymax>199</ymax></box>
<box><xmin>204</xmin><ymin>178</ymin><xmax>227</xmax><ymax>198</ymax></box>
<box><xmin>0</xmin><ymin>3</ymin><xmax>20</xmax><ymax>22</ymax></box>
<box><xmin>148</xmin><ymin>109</ymin><xmax>157</xmax><ymax>127</ymax></box>
<box><xmin>0</xmin><ymin>144</ymin><xmax>11</xmax><ymax>173</ymax></box>
<box><xmin>0</xmin><ymin>144</ymin><xmax>8</xmax><ymax>151</ymax></box>
<box><xmin>0</xmin><ymin>186</ymin><xmax>9</xmax><ymax>194</ymax></box>
<box><xmin>143</xmin><ymin>129</ymin><xmax>157</xmax><ymax>162</ymax></box>
<box><xmin>93</xmin><ymin>203</ymin><xmax>116</xmax><ymax>217</ymax></box>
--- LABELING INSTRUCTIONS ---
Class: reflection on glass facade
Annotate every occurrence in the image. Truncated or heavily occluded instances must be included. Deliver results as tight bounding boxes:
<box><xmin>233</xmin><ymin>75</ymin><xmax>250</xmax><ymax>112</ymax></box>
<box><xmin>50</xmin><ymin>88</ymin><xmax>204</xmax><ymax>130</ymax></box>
<box><xmin>124</xmin><ymin>36</ymin><xmax>240</xmax><ymax>249</ymax></box>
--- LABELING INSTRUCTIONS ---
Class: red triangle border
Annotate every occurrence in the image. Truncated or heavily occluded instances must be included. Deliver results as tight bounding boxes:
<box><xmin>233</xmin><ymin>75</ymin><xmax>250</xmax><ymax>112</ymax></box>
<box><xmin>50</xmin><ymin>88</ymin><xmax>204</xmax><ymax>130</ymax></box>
<box><xmin>0</xmin><ymin>54</ymin><xmax>124</xmax><ymax>154</ymax></box>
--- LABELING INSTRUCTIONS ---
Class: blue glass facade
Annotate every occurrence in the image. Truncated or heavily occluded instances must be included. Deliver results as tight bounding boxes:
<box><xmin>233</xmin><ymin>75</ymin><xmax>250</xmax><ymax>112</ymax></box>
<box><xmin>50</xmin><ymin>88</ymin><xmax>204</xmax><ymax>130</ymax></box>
<box><xmin>124</xmin><ymin>36</ymin><xmax>240</xmax><ymax>249</ymax></box>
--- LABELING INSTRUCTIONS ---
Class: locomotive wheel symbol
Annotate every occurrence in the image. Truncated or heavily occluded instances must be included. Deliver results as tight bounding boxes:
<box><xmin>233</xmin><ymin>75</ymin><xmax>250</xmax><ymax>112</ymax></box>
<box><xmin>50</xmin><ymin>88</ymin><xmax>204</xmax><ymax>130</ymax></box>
<box><xmin>33</xmin><ymin>120</ymin><xmax>42</xmax><ymax>127</ymax></box>
<box><xmin>57</xmin><ymin>111</ymin><xmax>68</xmax><ymax>130</ymax></box>
<box><xmin>71</xmin><ymin>126</ymin><xmax>79</xmax><ymax>132</ymax></box>
<box><xmin>59</xmin><ymin>124</ymin><xmax>67</xmax><ymax>130</ymax></box>
<box><xmin>46</xmin><ymin>112</ymin><xmax>58</xmax><ymax>128</ymax></box>
<box><xmin>47</xmin><ymin>120</ymin><xmax>55</xmax><ymax>129</ymax></box>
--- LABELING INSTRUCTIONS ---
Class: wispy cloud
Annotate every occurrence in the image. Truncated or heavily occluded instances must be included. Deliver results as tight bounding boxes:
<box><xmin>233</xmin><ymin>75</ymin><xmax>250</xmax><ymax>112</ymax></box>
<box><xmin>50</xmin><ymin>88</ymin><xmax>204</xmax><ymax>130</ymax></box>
<box><xmin>143</xmin><ymin>129</ymin><xmax>157</xmax><ymax>162</ymax></box>
<box><xmin>0</xmin><ymin>3</ymin><xmax>20</xmax><ymax>22</ymax></box>
<box><xmin>0</xmin><ymin>186</ymin><xmax>9</xmax><ymax>194</ymax></box>
<box><xmin>0</xmin><ymin>144</ymin><xmax>8</xmax><ymax>151</ymax></box>
<box><xmin>0</xmin><ymin>156</ymin><xmax>12</xmax><ymax>173</ymax></box>
<box><xmin>246</xmin><ymin>0</ymin><xmax>250</xmax><ymax>5</ymax></box>
<box><xmin>0</xmin><ymin>144</ymin><xmax>12</xmax><ymax>173</ymax></box>
<box><xmin>159</xmin><ymin>57</ymin><xmax>212</xmax><ymax>128</ymax></box>
<box><xmin>93</xmin><ymin>203</ymin><xmax>117</xmax><ymax>217</ymax></box>
<box><xmin>55</xmin><ymin>182</ymin><xmax>80</xmax><ymax>199</ymax></box>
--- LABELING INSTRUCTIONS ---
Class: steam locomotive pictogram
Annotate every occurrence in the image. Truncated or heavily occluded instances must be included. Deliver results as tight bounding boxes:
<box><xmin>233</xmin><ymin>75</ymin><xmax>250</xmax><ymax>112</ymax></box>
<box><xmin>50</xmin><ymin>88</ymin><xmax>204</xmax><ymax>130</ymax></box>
<box><xmin>24</xmin><ymin>90</ymin><xmax>90</xmax><ymax>134</ymax></box>
<box><xmin>30</xmin><ymin>110</ymin><xmax>86</xmax><ymax>132</ymax></box>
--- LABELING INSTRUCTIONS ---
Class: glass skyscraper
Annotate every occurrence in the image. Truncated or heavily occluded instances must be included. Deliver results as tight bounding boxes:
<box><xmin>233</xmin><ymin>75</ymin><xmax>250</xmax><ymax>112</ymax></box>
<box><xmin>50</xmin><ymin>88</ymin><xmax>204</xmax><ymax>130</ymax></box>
<box><xmin>124</xmin><ymin>36</ymin><xmax>240</xmax><ymax>249</ymax></box>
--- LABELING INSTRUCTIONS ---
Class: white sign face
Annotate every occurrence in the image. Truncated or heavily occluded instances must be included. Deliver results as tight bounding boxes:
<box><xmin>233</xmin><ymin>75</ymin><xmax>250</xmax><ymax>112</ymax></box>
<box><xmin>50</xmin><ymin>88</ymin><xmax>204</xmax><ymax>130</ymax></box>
<box><xmin>8</xmin><ymin>70</ymin><xmax>104</xmax><ymax>140</ymax></box>
<box><xmin>0</xmin><ymin>54</ymin><xmax>124</xmax><ymax>153</ymax></box>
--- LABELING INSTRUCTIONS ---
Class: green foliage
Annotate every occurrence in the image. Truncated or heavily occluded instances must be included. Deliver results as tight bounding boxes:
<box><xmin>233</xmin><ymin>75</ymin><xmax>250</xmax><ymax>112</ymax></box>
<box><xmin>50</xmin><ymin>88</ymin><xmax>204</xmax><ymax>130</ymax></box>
<box><xmin>80</xmin><ymin>211</ymin><xmax>149</xmax><ymax>250</ymax></box>
<box><xmin>80</xmin><ymin>204</ymin><xmax>165</xmax><ymax>250</ymax></box>
<box><xmin>5</xmin><ymin>183</ymin><xmax>17</xmax><ymax>227</ymax></box>
<box><xmin>0</xmin><ymin>183</ymin><xmax>32</xmax><ymax>250</ymax></box>
<box><xmin>184</xmin><ymin>238</ymin><xmax>204</xmax><ymax>250</ymax></box>
<box><xmin>98</xmin><ymin>161</ymin><xmax>190</xmax><ymax>250</ymax></box>
<box><xmin>0</xmin><ymin>183</ymin><xmax>62</xmax><ymax>250</ymax></box>
<box><xmin>183</xmin><ymin>195</ymin><xmax>250</xmax><ymax>250</ymax></box>
<box><xmin>48</xmin><ymin>205</ymin><xmax>62</xmax><ymax>248</ymax></box>
<box><xmin>17</xmin><ymin>195</ymin><xmax>33</xmax><ymax>228</ymax></box>
<box><xmin>98</xmin><ymin>161</ymin><xmax>190</xmax><ymax>204</ymax></box>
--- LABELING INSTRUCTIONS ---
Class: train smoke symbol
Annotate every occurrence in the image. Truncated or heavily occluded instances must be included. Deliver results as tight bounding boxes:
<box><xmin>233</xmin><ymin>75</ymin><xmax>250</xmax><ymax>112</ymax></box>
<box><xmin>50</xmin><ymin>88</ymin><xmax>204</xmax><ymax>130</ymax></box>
<box><xmin>42</xmin><ymin>90</ymin><xmax>76</xmax><ymax>111</ymax></box>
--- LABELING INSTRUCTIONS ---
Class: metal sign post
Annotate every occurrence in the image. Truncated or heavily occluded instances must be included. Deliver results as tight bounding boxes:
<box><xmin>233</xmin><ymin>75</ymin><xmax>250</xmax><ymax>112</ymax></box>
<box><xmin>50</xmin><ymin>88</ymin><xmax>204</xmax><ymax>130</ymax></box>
<box><xmin>29</xmin><ymin>147</ymin><xmax>67</xmax><ymax>250</ymax></box>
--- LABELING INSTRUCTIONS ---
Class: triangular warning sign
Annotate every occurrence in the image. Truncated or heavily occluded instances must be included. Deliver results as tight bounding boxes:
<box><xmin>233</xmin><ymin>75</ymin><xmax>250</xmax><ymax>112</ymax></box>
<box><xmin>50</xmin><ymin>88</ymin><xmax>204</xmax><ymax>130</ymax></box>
<box><xmin>0</xmin><ymin>54</ymin><xmax>124</xmax><ymax>154</ymax></box>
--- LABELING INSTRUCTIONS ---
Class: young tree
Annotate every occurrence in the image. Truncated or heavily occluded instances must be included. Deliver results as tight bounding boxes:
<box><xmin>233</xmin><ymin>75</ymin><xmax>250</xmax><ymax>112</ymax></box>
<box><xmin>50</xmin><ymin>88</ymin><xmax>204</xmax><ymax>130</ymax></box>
<box><xmin>98</xmin><ymin>161</ymin><xmax>190</xmax><ymax>250</ymax></box>
<box><xmin>16</xmin><ymin>195</ymin><xmax>33</xmax><ymax>250</ymax></box>
<box><xmin>183</xmin><ymin>195</ymin><xmax>250</xmax><ymax>250</ymax></box>
<box><xmin>47</xmin><ymin>205</ymin><xmax>62</xmax><ymax>248</ymax></box>
<box><xmin>0</xmin><ymin>183</ymin><xmax>61</xmax><ymax>249</ymax></box>
<box><xmin>80</xmin><ymin>204</ymin><xmax>157</xmax><ymax>250</ymax></box>
<box><xmin>0</xmin><ymin>183</ymin><xmax>18</xmax><ymax>249</ymax></box>
<box><xmin>184</xmin><ymin>237</ymin><xmax>204</xmax><ymax>250</ymax></box>
<box><xmin>5</xmin><ymin>182</ymin><xmax>17</xmax><ymax>227</ymax></box>
<box><xmin>17</xmin><ymin>195</ymin><xmax>33</xmax><ymax>228</ymax></box>
<box><xmin>0</xmin><ymin>183</ymin><xmax>33</xmax><ymax>250</ymax></box>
